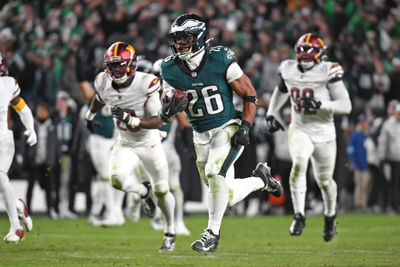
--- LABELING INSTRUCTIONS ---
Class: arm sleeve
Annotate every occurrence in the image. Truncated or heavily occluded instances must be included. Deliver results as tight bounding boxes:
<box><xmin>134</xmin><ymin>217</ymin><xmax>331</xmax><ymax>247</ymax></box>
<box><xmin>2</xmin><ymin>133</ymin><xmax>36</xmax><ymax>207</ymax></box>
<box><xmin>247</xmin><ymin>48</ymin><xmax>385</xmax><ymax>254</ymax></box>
<box><xmin>226</xmin><ymin>62</ymin><xmax>244</xmax><ymax>83</ymax></box>
<box><xmin>266</xmin><ymin>86</ymin><xmax>289</xmax><ymax>117</ymax></box>
<box><xmin>12</xmin><ymin>98</ymin><xmax>34</xmax><ymax>131</ymax></box>
<box><xmin>321</xmin><ymin>81</ymin><xmax>352</xmax><ymax>114</ymax></box>
<box><xmin>145</xmin><ymin>93</ymin><xmax>162</xmax><ymax>117</ymax></box>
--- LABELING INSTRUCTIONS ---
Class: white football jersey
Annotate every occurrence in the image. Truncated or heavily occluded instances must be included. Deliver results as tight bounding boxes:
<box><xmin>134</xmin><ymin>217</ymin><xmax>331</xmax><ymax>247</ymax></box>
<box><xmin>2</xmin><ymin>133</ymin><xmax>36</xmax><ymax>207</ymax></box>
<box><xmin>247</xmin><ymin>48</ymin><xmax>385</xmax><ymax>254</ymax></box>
<box><xmin>0</xmin><ymin>76</ymin><xmax>20</xmax><ymax>136</ymax></box>
<box><xmin>279</xmin><ymin>59</ymin><xmax>342</xmax><ymax>143</ymax></box>
<box><xmin>95</xmin><ymin>71</ymin><xmax>161</xmax><ymax>146</ymax></box>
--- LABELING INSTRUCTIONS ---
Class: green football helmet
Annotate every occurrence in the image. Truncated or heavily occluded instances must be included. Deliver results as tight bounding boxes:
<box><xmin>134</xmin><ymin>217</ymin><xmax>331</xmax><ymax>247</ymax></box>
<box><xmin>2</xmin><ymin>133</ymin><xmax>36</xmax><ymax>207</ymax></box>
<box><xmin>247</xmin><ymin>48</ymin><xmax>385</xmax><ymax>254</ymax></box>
<box><xmin>168</xmin><ymin>13</ymin><xmax>210</xmax><ymax>60</ymax></box>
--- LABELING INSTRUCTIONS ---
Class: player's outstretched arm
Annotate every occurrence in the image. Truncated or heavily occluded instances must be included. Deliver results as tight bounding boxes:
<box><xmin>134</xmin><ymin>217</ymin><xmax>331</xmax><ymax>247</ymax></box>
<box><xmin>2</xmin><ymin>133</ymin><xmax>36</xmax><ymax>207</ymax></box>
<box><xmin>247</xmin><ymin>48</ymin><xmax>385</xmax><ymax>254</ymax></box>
<box><xmin>11</xmin><ymin>96</ymin><xmax>37</xmax><ymax>146</ymax></box>
<box><xmin>85</xmin><ymin>94</ymin><xmax>105</xmax><ymax>133</ymax></box>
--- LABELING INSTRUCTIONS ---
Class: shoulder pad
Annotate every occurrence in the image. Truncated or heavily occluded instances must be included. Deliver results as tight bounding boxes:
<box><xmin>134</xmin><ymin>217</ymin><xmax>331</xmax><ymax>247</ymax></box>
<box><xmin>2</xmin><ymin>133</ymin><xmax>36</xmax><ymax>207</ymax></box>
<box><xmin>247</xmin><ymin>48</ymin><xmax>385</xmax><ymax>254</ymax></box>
<box><xmin>208</xmin><ymin>46</ymin><xmax>236</xmax><ymax>60</ymax></box>
<box><xmin>327</xmin><ymin>63</ymin><xmax>344</xmax><ymax>83</ymax></box>
<box><xmin>141</xmin><ymin>73</ymin><xmax>160</xmax><ymax>96</ymax></box>
<box><xmin>94</xmin><ymin>72</ymin><xmax>108</xmax><ymax>93</ymax></box>
<box><xmin>278</xmin><ymin>60</ymin><xmax>295</xmax><ymax>76</ymax></box>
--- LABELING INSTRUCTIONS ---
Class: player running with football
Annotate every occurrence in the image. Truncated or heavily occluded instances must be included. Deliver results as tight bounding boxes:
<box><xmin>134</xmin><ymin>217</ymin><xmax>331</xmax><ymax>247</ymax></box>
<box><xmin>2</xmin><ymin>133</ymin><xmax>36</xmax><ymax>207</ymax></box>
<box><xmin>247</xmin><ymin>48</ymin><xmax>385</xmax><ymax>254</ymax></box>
<box><xmin>85</xmin><ymin>42</ymin><xmax>176</xmax><ymax>252</ymax></box>
<box><xmin>0</xmin><ymin>56</ymin><xmax>34</xmax><ymax>243</ymax></box>
<box><xmin>159</xmin><ymin>13</ymin><xmax>282</xmax><ymax>253</ymax></box>
<box><xmin>266</xmin><ymin>33</ymin><xmax>352</xmax><ymax>241</ymax></box>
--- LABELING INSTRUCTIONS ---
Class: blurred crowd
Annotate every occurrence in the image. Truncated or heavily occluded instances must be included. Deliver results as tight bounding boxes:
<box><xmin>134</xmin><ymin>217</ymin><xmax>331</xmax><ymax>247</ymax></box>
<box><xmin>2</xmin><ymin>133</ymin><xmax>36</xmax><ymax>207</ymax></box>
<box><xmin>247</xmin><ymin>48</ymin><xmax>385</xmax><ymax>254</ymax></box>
<box><xmin>1</xmin><ymin>0</ymin><xmax>400</xmax><ymax>217</ymax></box>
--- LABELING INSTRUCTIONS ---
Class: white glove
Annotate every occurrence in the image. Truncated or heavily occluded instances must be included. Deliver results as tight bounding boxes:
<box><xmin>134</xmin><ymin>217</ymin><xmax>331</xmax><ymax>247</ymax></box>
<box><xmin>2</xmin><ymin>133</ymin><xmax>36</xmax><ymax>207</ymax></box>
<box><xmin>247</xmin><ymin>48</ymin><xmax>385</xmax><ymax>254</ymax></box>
<box><xmin>24</xmin><ymin>128</ymin><xmax>37</xmax><ymax>146</ymax></box>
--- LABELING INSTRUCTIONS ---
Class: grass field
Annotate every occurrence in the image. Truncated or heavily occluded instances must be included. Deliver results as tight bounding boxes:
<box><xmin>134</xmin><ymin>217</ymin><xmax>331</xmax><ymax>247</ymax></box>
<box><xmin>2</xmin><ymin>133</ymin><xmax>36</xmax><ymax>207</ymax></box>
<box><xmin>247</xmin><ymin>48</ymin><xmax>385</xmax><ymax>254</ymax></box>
<box><xmin>0</xmin><ymin>213</ymin><xmax>399</xmax><ymax>266</ymax></box>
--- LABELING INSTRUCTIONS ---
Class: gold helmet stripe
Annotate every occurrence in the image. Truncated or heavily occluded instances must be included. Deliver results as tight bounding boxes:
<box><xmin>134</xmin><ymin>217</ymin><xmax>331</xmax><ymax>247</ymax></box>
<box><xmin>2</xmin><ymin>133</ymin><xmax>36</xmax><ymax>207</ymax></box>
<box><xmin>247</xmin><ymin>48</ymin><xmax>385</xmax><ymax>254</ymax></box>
<box><xmin>305</xmin><ymin>33</ymin><xmax>312</xmax><ymax>43</ymax></box>
<box><xmin>114</xmin><ymin>42</ymin><xmax>120</xmax><ymax>57</ymax></box>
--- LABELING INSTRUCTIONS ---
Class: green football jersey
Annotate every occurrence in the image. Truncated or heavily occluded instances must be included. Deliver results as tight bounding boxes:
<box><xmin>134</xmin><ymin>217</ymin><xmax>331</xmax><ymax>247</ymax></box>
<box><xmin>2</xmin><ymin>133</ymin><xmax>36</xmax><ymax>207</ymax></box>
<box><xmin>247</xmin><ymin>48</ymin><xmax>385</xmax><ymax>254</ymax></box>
<box><xmin>92</xmin><ymin>105</ymin><xmax>115</xmax><ymax>139</ymax></box>
<box><xmin>161</xmin><ymin>46</ymin><xmax>238</xmax><ymax>132</ymax></box>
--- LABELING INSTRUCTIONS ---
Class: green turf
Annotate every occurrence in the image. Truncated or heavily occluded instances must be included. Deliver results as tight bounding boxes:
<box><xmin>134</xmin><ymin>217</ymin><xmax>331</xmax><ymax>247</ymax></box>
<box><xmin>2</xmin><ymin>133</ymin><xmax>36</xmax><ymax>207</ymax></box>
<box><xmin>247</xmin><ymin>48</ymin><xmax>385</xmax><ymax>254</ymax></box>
<box><xmin>0</xmin><ymin>214</ymin><xmax>399</xmax><ymax>266</ymax></box>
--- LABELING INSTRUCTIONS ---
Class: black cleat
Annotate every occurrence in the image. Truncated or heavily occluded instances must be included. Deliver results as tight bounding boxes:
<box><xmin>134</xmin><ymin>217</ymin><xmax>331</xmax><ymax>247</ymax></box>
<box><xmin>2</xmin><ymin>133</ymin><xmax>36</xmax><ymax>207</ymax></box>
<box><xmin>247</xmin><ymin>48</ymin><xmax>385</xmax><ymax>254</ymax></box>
<box><xmin>191</xmin><ymin>229</ymin><xmax>220</xmax><ymax>253</ymax></box>
<box><xmin>252</xmin><ymin>162</ymin><xmax>282</xmax><ymax>197</ymax></box>
<box><xmin>289</xmin><ymin>213</ymin><xmax>306</xmax><ymax>236</ymax></box>
<box><xmin>323</xmin><ymin>214</ymin><xmax>336</xmax><ymax>242</ymax></box>
<box><xmin>159</xmin><ymin>233</ymin><xmax>176</xmax><ymax>252</ymax></box>
<box><xmin>141</xmin><ymin>182</ymin><xmax>156</xmax><ymax>218</ymax></box>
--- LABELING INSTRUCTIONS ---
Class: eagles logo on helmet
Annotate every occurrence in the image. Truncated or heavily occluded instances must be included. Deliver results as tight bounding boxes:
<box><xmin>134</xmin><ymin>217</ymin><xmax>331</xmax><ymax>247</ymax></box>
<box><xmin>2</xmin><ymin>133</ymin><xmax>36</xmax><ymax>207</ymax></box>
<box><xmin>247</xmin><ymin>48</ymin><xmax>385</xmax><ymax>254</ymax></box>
<box><xmin>295</xmin><ymin>33</ymin><xmax>326</xmax><ymax>70</ymax></box>
<box><xmin>168</xmin><ymin>13</ymin><xmax>210</xmax><ymax>61</ymax></box>
<box><xmin>104</xmin><ymin>42</ymin><xmax>137</xmax><ymax>85</ymax></box>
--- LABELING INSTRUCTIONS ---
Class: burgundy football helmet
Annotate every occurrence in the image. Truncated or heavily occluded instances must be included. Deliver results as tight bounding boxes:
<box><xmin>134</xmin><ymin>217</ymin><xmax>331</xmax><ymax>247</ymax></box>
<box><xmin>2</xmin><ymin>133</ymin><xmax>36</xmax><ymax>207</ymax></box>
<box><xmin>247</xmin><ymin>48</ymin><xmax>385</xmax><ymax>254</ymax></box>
<box><xmin>104</xmin><ymin>42</ymin><xmax>137</xmax><ymax>84</ymax></box>
<box><xmin>295</xmin><ymin>33</ymin><xmax>326</xmax><ymax>70</ymax></box>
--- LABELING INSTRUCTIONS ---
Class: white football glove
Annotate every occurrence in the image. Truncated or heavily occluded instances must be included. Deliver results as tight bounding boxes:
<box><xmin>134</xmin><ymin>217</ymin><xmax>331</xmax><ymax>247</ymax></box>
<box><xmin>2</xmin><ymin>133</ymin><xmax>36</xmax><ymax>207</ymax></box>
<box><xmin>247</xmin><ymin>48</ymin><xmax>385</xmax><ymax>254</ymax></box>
<box><xmin>24</xmin><ymin>128</ymin><xmax>37</xmax><ymax>146</ymax></box>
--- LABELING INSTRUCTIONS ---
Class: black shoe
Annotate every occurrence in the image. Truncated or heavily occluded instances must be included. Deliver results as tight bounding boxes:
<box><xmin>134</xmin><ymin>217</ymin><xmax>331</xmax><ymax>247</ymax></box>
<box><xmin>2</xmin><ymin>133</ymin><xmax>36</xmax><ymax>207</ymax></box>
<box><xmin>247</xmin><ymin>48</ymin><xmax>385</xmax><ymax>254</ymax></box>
<box><xmin>252</xmin><ymin>162</ymin><xmax>282</xmax><ymax>197</ymax></box>
<box><xmin>141</xmin><ymin>182</ymin><xmax>156</xmax><ymax>218</ymax></box>
<box><xmin>289</xmin><ymin>213</ymin><xmax>305</xmax><ymax>236</ymax></box>
<box><xmin>159</xmin><ymin>233</ymin><xmax>176</xmax><ymax>252</ymax></box>
<box><xmin>191</xmin><ymin>229</ymin><xmax>220</xmax><ymax>253</ymax></box>
<box><xmin>323</xmin><ymin>214</ymin><xmax>336</xmax><ymax>242</ymax></box>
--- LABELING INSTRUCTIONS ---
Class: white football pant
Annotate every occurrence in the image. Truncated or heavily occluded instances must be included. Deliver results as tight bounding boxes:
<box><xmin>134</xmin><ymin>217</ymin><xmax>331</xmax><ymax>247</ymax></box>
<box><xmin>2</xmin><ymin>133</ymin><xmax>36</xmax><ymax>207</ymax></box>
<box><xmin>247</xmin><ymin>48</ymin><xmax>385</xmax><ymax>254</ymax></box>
<box><xmin>288</xmin><ymin>127</ymin><xmax>337</xmax><ymax>217</ymax></box>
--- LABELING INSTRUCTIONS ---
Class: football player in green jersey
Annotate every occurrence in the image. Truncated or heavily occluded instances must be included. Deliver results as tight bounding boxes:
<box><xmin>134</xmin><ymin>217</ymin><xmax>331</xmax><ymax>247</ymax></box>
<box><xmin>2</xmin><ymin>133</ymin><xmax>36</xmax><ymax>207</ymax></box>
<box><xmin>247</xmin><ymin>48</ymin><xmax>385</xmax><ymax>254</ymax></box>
<box><xmin>160</xmin><ymin>13</ymin><xmax>282</xmax><ymax>253</ymax></box>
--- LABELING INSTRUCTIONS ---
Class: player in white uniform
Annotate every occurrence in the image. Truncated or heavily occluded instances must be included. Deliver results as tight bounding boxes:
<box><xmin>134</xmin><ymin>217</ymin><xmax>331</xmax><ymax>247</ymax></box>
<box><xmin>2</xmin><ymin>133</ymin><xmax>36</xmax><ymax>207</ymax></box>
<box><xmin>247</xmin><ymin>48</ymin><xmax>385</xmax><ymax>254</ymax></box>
<box><xmin>85</xmin><ymin>42</ymin><xmax>176</xmax><ymax>252</ymax></box>
<box><xmin>266</xmin><ymin>33</ymin><xmax>352</xmax><ymax>241</ymax></box>
<box><xmin>125</xmin><ymin>58</ymin><xmax>191</xmax><ymax>235</ymax></box>
<box><xmin>0</xmin><ymin>57</ymin><xmax>35</xmax><ymax>243</ymax></box>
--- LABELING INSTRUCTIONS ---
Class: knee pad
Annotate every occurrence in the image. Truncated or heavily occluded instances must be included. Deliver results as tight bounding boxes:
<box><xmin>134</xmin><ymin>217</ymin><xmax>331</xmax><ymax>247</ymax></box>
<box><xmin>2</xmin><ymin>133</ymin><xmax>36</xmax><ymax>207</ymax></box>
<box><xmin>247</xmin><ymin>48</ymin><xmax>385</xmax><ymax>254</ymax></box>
<box><xmin>317</xmin><ymin>173</ymin><xmax>335</xmax><ymax>191</ymax></box>
<box><xmin>0</xmin><ymin>171</ymin><xmax>8</xmax><ymax>191</ymax></box>
<box><xmin>289</xmin><ymin>163</ymin><xmax>306</xmax><ymax>185</ymax></box>
<box><xmin>153</xmin><ymin>180</ymin><xmax>169</xmax><ymax>197</ymax></box>
<box><xmin>207</xmin><ymin>174</ymin><xmax>227</xmax><ymax>194</ymax></box>
<box><xmin>111</xmin><ymin>175</ymin><xmax>123</xmax><ymax>190</ymax></box>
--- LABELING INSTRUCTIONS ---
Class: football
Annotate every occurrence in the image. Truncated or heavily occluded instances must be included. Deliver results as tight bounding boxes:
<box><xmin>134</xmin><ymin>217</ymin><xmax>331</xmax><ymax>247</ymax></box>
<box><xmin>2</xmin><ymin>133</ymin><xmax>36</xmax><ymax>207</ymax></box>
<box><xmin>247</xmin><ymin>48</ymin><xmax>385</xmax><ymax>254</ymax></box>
<box><xmin>164</xmin><ymin>89</ymin><xmax>189</xmax><ymax>110</ymax></box>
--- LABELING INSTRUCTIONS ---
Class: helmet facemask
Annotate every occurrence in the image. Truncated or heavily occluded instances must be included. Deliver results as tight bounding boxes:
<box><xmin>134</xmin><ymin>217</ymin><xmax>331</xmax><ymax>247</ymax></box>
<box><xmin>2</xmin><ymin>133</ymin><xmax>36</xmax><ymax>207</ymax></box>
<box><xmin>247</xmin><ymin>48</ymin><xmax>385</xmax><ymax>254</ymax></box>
<box><xmin>295</xmin><ymin>33</ymin><xmax>326</xmax><ymax>70</ymax></box>
<box><xmin>105</xmin><ymin>60</ymin><xmax>135</xmax><ymax>84</ymax></box>
<box><xmin>104</xmin><ymin>42</ymin><xmax>137</xmax><ymax>85</ymax></box>
<box><xmin>168</xmin><ymin>14</ymin><xmax>209</xmax><ymax>61</ymax></box>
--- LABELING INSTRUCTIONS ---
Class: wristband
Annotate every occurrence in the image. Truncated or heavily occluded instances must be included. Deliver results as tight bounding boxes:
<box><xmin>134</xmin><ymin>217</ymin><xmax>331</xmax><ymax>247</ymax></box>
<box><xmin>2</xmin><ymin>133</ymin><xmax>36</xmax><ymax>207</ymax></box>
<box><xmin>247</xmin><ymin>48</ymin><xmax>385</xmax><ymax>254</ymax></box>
<box><xmin>243</xmin><ymin>96</ymin><xmax>258</xmax><ymax>106</ymax></box>
<box><xmin>129</xmin><ymin>116</ymin><xmax>141</xmax><ymax>127</ymax></box>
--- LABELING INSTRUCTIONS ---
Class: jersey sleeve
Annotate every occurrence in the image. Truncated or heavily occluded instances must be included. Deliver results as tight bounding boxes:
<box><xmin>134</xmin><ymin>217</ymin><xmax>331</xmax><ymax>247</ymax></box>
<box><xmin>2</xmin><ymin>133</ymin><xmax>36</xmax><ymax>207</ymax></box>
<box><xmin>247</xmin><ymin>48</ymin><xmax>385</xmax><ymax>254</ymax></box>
<box><xmin>146</xmin><ymin>75</ymin><xmax>161</xmax><ymax>96</ymax></box>
<box><xmin>144</xmin><ymin>91</ymin><xmax>162</xmax><ymax>117</ymax></box>
<box><xmin>226</xmin><ymin>62</ymin><xmax>243</xmax><ymax>83</ymax></box>
<box><xmin>94</xmin><ymin>72</ymin><xmax>107</xmax><ymax>102</ymax></box>
<box><xmin>6</xmin><ymin>77</ymin><xmax>21</xmax><ymax>101</ymax></box>
<box><xmin>327</xmin><ymin>62</ymin><xmax>344</xmax><ymax>83</ymax></box>
<box><xmin>221</xmin><ymin>46</ymin><xmax>237</xmax><ymax>66</ymax></box>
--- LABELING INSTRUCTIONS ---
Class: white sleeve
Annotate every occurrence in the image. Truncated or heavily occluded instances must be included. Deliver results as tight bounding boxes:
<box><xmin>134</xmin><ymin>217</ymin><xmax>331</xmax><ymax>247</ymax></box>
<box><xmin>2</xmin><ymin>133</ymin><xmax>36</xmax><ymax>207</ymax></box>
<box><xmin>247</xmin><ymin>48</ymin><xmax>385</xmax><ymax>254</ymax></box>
<box><xmin>94</xmin><ymin>72</ymin><xmax>107</xmax><ymax>101</ymax></box>
<box><xmin>321</xmin><ymin>81</ymin><xmax>352</xmax><ymax>114</ymax></box>
<box><xmin>226</xmin><ymin>62</ymin><xmax>244</xmax><ymax>83</ymax></box>
<box><xmin>16</xmin><ymin>103</ymin><xmax>35</xmax><ymax>131</ymax></box>
<box><xmin>145</xmin><ymin>93</ymin><xmax>162</xmax><ymax>117</ymax></box>
<box><xmin>266</xmin><ymin>86</ymin><xmax>289</xmax><ymax>118</ymax></box>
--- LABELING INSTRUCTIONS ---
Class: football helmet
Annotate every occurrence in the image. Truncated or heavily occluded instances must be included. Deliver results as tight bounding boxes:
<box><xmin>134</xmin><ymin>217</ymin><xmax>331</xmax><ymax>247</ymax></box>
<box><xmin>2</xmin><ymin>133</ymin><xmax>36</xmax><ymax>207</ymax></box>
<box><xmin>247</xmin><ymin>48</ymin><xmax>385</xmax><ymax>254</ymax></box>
<box><xmin>295</xmin><ymin>33</ymin><xmax>326</xmax><ymax>70</ymax></box>
<box><xmin>104</xmin><ymin>42</ymin><xmax>137</xmax><ymax>84</ymax></box>
<box><xmin>168</xmin><ymin>13</ymin><xmax>210</xmax><ymax>60</ymax></box>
